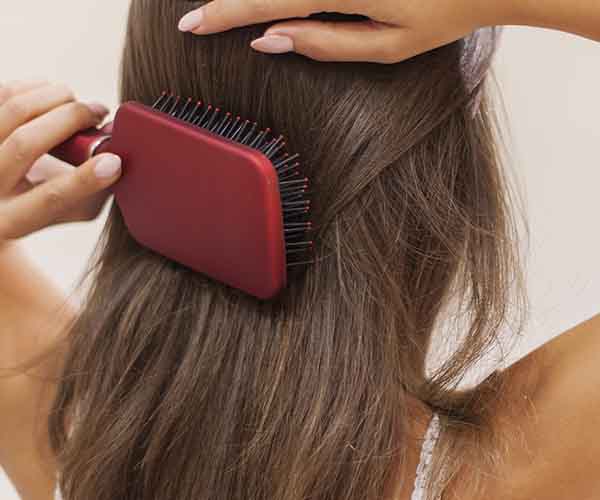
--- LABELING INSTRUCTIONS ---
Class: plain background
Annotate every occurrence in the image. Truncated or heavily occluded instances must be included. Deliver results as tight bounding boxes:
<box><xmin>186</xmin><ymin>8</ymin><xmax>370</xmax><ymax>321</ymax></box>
<box><xmin>1</xmin><ymin>2</ymin><xmax>599</xmax><ymax>497</ymax></box>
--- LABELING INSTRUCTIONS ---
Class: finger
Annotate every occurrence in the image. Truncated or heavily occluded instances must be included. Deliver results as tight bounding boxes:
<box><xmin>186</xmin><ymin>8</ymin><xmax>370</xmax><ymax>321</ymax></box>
<box><xmin>178</xmin><ymin>0</ymin><xmax>358</xmax><ymax>35</ymax></box>
<box><xmin>58</xmin><ymin>189</ymin><xmax>113</xmax><ymax>224</ymax></box>
<box><xmin>11</xmin><ymin>155</ymin><xmax>73</xmax><ymax>196</ymax></box>
<box><xmin>0</xmin><ymin>153</ymin><xmax>121</xmax><ymax>239</ymax></box>
<box><xmin>0</xmin><ymin>101</ymin><xmax>106</xmax><ymax>195</ymax></box>
<box><xmin>0</xmin><ymin>80</ymin><xmax>49</xmax><ymax>107</ymax></box>
<box><xmin>250</xmin><ymin>20</ymin><xmax>415</xmax><ymax>64</ymax></box>
<box><xmin>44</xmin><ymin>153</ymin><xmax>119</xmax><ymax>224</ymax></box>
<box><xmin>25</xmin><ymin>155</ymin><xmax>104</xmax><ymax>223</ymax></box>
<box><xmin>26</xmin><ymin>154</ymin><xmax>74</xmax><ymax>185</ymax></box>
<box><xmin>0</xmin><ymin>83</ymin><xmax>77</xmax><ymax>142</ymax></box>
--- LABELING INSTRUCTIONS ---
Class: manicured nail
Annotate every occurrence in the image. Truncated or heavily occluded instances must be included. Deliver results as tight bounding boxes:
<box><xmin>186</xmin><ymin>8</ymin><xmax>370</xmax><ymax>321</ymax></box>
<box><xmin>86</xmin><ymin>102</ymin><xmax>110</xmax><ymax>117</ymax></box>
<box><xmin>94</xmin><ymin>154</ymin><xmax>122</xmax><ymax>179</ymax></box>
<box><xmin>251</xmin><ymin>35</ymin><xmax>295</xmax><ymax>54</ymax></box>
<box><xmin>178</xmin><ymin>9</ymin><xmax>204</xmax><ymax>32</ymax></box>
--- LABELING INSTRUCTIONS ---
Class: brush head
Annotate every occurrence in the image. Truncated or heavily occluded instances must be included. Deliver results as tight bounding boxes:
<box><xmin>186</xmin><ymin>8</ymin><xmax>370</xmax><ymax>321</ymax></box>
<box><xmin>103</xmin><ymin>93</ymin><xmax>313</xmax><ymax>300</ymax></box>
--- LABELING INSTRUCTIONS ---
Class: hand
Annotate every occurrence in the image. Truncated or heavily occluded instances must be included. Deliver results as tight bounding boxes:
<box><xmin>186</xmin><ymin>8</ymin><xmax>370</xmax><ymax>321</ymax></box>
<box><xmin>0</xmin><ymin>81</ymin><xmax>122</xmax><ymax>242</ymax></box>
<box><xmin>177</xmin><ymin>0</ymin><xmax>516</xmax><ymax>63</ymax></box>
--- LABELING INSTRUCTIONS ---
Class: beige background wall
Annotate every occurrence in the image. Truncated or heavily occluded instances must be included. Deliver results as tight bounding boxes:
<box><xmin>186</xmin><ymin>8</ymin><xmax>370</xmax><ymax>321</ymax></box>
<box><xmin>1</xmin><ymin>2</ymin><xmax>599</xmax><ymax>497</ymax></box>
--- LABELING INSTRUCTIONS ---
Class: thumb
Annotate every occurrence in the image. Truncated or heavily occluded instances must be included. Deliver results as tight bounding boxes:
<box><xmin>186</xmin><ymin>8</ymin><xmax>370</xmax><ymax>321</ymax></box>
<box><xmin>53</xmin><ymin>153</ymin><xmax>123</xmax><ymax>205</ymax></box>
<box><xmin>54</xmin><ymin>153</ymin><xmax>123</xmax><ymax>222</ymax></box>
<box><xmin>251</xmin><ymin>20</ymin><xmax>413</xmax><ymax>64</ymax></box>
<box><xmin>1</xmin><ymin>154</ymin><xmax>122</xmax><ymax>239</ymax></box>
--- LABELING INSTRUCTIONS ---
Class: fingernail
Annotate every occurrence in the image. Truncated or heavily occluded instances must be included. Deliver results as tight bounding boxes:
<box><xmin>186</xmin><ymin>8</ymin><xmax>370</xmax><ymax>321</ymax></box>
<box><xmin>178</xmin><ymin>9</ymin><xmax>204</xmax><ymax>32</ymax></box>
<box><xmin>94</xmin><ymin>154</ymin><xmax>122</xmax><ymax>179</ymax></box>
<box><xmin>251</xmin><ymin>35</ymin><xmax>295</xmax><ymax>54</ymax></box>
<box><xmin>86</xmin><ymin>102</ymin><xmax>110</xmax><ymax>117</ymax></box>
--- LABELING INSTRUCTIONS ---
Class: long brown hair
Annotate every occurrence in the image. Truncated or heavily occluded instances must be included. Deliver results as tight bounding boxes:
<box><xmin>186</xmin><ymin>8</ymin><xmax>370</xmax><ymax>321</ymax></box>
<box><xmin>49</xmin><ymin>2</ymin><xmax>528</xmax><ymax>499</ymax></box>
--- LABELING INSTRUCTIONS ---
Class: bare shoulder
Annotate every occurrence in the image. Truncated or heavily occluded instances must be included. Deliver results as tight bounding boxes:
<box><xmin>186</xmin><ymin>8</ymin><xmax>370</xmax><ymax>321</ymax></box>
<box><xmin>0</xmin><ymin>303</ymin><xmax>71</xmax><ymax>499</ymax></box>
<box><xmin>0</xmin><ymin>242</ymin><xmax>75</xmax><ymax>498</ymax></box>
<box><xmin>483</xmin><ymin>314</ymin><xmax>600</xmax><ymax>499</ymax></box>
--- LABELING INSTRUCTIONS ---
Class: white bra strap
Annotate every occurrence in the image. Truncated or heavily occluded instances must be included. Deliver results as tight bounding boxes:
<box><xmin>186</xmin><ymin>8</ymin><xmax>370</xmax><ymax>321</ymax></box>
<box><xmin>410</xmin><ymin>412</ymin><xmax>441</xmax><ymax>500</ymax></box>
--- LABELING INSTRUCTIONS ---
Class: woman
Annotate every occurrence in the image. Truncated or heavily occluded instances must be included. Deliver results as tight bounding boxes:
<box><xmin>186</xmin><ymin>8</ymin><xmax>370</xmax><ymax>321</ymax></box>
<box><xmin>0</xmin><ymin>0</ymin><xmax>598</xmax><ymax>499</ymax></box>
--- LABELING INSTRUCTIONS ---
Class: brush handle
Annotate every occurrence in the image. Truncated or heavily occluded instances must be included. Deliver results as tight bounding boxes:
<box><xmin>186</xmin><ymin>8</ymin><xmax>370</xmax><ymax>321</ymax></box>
<box><xmin>50</xmin><ymin>123</ymin><xmax>113</xmax><ymax>166</ymax></box>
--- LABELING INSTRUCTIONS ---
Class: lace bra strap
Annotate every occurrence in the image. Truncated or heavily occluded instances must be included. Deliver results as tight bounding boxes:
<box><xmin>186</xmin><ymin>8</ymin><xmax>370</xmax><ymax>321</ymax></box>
<box><xmin>410</xmin><ymin>412</ymin><xmax>441</xmax><ymax>500</ymax></box>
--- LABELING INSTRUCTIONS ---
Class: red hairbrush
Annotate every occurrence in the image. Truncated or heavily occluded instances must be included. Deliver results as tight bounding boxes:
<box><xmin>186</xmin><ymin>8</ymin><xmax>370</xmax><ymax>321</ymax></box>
<box><xmin>51</xmin><ymin>92</ymin><xmax>314</xmax><ymax>300</ymax></box>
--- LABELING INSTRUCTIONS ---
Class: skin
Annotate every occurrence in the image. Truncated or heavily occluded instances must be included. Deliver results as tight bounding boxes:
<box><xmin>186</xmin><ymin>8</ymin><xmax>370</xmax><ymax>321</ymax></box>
<box><xmin>177</xmin><ymin>0</ymin><xmax>600</xmax><ymax>62</ymax></box>
<box><xmin>0</xmin><ymin>82</ymin><xmax>121</xmax><ymax>499</ymax></box>
<box><xmin>0</xmin><ymin>1</ymin><xmax>599</xmax><ymax>499</ymax></box>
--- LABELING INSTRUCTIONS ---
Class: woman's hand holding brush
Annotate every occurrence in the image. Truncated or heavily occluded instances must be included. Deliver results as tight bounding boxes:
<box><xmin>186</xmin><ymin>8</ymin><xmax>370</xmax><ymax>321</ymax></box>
<box><xmin>0</xmin><ymin>81</ymin><xmax>121</xmax><ymax>243</ymax></box>
<box><xmin>178</xmin><ymin>0</ymin><xmax>600</xmax><ymax>63</ymax></box>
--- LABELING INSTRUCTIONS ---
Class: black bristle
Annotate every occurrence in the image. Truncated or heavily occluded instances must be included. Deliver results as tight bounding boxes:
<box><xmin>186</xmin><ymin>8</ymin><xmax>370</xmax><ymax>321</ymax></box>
<box><xmin>186</xmin><ymin>101</ymin><xmax>202</xmax><ymax>122</ymax></box>
<box><xmin>280</xmin><ymin>178</ymin><xmax>309</xmax><ymax>188</ymax></box>
<box><xmin>212</xmin><ymin>112</ymin><xmax>229</xmax><ymax>134</ymax></box>
<box><xmin>283</xmin><ymin>207</ymin><xmax>310</xmax><ymax>216</ymax></box>
<box><xmin>193</xmin><ymin>104</ymin><xmax>211</xmax><ymax>126</ymax></box>
<box><xmin>274</xmin><ymin>153</ymin><xmax>300</xmax><ymax>169</ymax></box>
<box><xmin>267</xmin><ymin>142</ymin><xmax>286</xmax><ymax>160</ymax></box>
<box><xmin>205</xmin><ymin>108</ymin><xmax>221</xmax><ymax>130</ymax></box>
<box><xmin>230</xmin><ymin>119</ymin><xmax>249</xmax><ymax>142</ymax></box>
<box><xmin>159</xmin><ymin>94</ymin><xmax>174</xmax><ymax>113</ymax></box>
<box><xmin>241</xmin><ymin>123</ymin><xmax>258</xmax><ymax>145</ymax></box>
<box><xmin>151</xmin><ymin>93</ymin><xmax>314</xmax><ymax>269</ymax></box>
<box><xmin>177</xmin><ymin>97</ymin><xmax>193</xmax><ymax>120</ymax></box>
<box><xmin>283</xmin><ymin>200</ymin><xmax>310</xmax><ymax>207</ymax></box>
<box><xmin>278</xmin><ymin>162</ymin><xmax>302</xmax><ymax>178</ymax></box>
<box><xmin>287</xmin><ymin>259</ymin><xmax>316</xmax><ymax>267</ymax></box>
<box><xmin>215</xmin><ymin>113</ymin><xmax>233</xmax><ymax>137</ymax></box>
<box><xmin>263</xmin><ymin>135</ymin><xmax>283</xmax><ymax>153</ymax></box>
<box><xmin>281</xmin><ymin>188</ymin><xmax>308</xmax><ymax>200</ymax></box>
<box><xmin>153</xmin><ymin>91</ymin><xmax>168</xmax><ymax>109</ymax></box>
<box><xmin>248</xmin><ymin>129</ymin><xmax>266</xmax><ymax>149</ymax></box>
<box><xmin>226</xmin><ymin>117</ymin><xmax>242</xmax><ymax>139</ymax></box>
<box><xmin>168</xmin><ymin>96</ymin><xmax>181</xmax><ymax>115</ymax></box>
<box><xmin>287</xmin><ymin>241</ymin><xmax>313</xmax><ymax>248</ymax></box>
<box><xmin>279</xmin><ymin>171</ymin><xmax>301</xmax><ymax>182</ymax></box>
<box><xmin>281</xmin><ymin>191</ymin><xmax>307</xmax><ymax>202</ymax></box>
